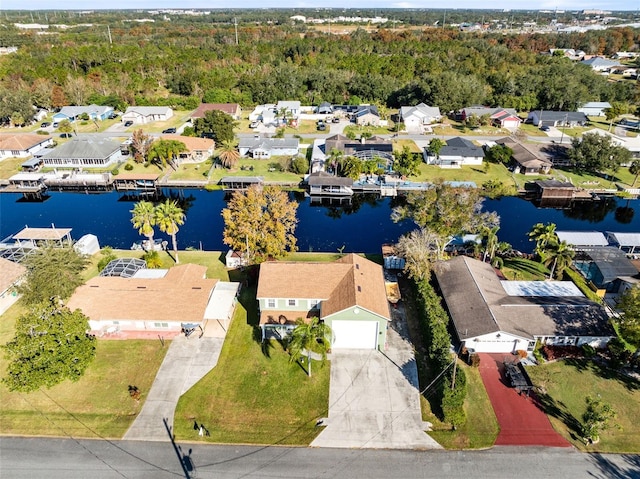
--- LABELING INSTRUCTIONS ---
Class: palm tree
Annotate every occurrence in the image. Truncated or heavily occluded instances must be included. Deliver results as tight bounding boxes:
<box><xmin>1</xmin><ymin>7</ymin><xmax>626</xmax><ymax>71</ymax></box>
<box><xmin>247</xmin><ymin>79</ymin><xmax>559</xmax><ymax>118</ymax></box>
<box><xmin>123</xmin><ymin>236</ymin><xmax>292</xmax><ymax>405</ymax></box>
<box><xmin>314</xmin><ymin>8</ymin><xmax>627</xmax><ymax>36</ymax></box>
<box><xmin>543</xmin><ymin>240</ymin><xmax>575</xmax><ymax>280</ymax></box>
<box><xmin>287</xmin><ymin>317</ymin><xmax>332</xmax><ymax>377</ymax></box>
<box><xmin>528</xmin><ymin>222</ymin><xmax>557</xmax><ymax>256</ymax></box>
<box><xmin>630</xmin><ymin>160</ymin><xmax>640</xmax><ymax>187</ymax></box>
<box><xmin>328</xmin><ymin>148</ymin><xmax>343</xmax><ymax>176</ymax></box>
<box><xmin>130</xmin><ymin>201</ymin><xmax>156</xmax><ymax>250</ymax></box>
<box><xmin>217</xmin><ymin>139</ymin><xmax>240</xmax><ymax>169</ymax></box>
<box><xmin>155</xmin><ymin>199</ymin><xmax>185</xmax><ymax>263</ymax></box>
<box><xmin>480</xmin><ymin>225</ymin><xmax>500</xmax><ymax>263</ymax></box>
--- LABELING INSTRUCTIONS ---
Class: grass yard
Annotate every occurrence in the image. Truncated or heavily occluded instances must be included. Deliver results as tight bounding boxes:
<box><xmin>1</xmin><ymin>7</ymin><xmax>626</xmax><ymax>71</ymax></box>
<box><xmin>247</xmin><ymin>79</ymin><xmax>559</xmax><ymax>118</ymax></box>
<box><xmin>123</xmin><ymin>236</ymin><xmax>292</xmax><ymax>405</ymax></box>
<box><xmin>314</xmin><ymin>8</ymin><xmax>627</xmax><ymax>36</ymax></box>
<box><xmin>0</xmin><ymin>156</ymin><xmax>25</xmax><ymax>179</ymax></box>
<box><xmin>168</xmin><ymin>161</ymin><xmax>212</xmax><ymax>181</ymax></box>
<box><xmin>413</xmin><ymin>161</ymin><xmax>517</xmax><ymax>191</ymax></box>
<box><xmin>426</xmin><ymin>361</ymin><xmax>499</xmax><ymax>449</ymax></box>
<box><xmin>518</xmin><ymin>123</ymin><xmax>547</xmax><ymax>137</ymax></box>
<box><xmin>0</xmin><ymin>335</ymin><xmax>168</xmax><ymax>438</ymax></box>
<box><xmin>125</xmin><ymin>110</ymin><xmax>193</xmax><ymax>134</ymax></box>
<box><xmin>343</xmin><ymin>123</ymin><xmax>396</xmax><ymax>137</ymax></box>
<box><xmin>174</xmin><ymin>284</ymin><xmax>330</xmax><ymax>445</ymax></box>
<box><xmin>501</xmin><ymin>258</ymin><xmax>549</xmax><ymax>281</ymax></box>
<box><xmin>393</xmin><ymin>139</ymin><xmax>422</xmax><ymax>153</ymax></box>
<box><xmin>526</xmin><ymin>360</ymin><xmax>640</xmax><ymax>453</ymax></box>
<box><xmin>207</xmin><ymin>157</ymin><xmax>303</xmax><ymax>185</ymax></box>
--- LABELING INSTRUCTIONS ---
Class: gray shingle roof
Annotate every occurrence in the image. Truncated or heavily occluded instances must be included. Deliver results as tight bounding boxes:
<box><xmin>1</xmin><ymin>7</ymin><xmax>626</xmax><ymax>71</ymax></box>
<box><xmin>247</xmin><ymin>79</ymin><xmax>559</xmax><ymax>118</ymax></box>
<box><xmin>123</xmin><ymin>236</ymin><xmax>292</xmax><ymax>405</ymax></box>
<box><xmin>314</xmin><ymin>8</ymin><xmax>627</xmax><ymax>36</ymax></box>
<box><xmin>434</xmin><ymin>256</ymin><xmax>614</xmax><ymax>340</ymax></box>
<box><xmin>439</xmin><ymin>137</ymin><xmax>484</xmax><ymax>158</ymax></box>
<box><xmin>57</xmin><ymin>104</ymin><xmax>113</xmax><ymax>118</ymax></box>
<box><xmin>41</xmin><ymin>136</ymin><xmax>121</xmax><ymax>160</ymax></box>
<box><xmin>238</xmin><ymin>137</ymin><xmax>299</xmax><ymax>150</ymax></box>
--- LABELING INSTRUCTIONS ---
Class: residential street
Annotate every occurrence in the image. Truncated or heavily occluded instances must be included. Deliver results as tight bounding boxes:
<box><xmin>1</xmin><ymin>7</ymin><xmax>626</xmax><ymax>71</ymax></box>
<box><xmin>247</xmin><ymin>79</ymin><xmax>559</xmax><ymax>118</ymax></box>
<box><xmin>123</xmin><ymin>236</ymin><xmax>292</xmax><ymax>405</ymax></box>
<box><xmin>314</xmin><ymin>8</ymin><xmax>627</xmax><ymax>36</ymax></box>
<box><xmin>1</xmin><ymin>437</ymin><xmax>637</xmax><ymax>479</ymax></box>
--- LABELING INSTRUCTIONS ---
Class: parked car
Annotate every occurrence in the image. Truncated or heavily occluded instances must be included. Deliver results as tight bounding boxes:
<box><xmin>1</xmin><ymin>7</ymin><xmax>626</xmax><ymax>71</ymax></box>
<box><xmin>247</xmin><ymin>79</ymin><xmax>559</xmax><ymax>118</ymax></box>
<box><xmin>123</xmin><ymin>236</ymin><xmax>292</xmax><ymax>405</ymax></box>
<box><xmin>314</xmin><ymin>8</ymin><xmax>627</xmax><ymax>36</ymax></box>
<box><xmin>249</xmin><ymin>121</ymin><xmax>259</xmax><ymax>128</ymax></box>
<box><xmin>59</xmin><ymin>133</ymin><xmax>73</xmax><ymax>138</ymax></box>
<box><xmin>108</xmin><ymin>112</ymin><xmax>119</xmax><ymax>119</ymax></box>
<box><xmin>540</xmin><ymin>125</ymin><xmax>551</xmax><ymax>132</ymax></box>
<box><xmin>124</xmin><ymin>120</ymin><xmax>133</xmax><ymax>127</ymax></box>
<box><xmin>40</xmin><ymin>122</ymin><xmax>51</xmax><ymax>128</ymax></box>
<box><xmin>52</xmin><ymin>122</ymin><xmax>59</xmax><ymax>128</ymax></box>
<box><xmin>332</xmin><ymin>117</ymin><xmax>340</xmax><ymax>123</ymax></box>
<box><xmin>317</xmin><ymin>122</ymin><xmax>326</xmax><ymax>131</ymax></box>
<box><xmin>162</xmin><ymin>127</ymin><xmax>177</xmax><ymax>134</ymax></box>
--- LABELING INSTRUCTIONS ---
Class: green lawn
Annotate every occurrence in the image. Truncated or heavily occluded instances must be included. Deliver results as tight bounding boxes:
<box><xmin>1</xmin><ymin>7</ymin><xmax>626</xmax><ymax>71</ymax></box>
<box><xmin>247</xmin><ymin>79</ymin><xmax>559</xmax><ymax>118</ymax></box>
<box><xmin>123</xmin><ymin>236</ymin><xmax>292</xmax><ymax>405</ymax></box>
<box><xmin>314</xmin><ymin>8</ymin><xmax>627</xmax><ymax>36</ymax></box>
<box><xmin>125</xmin><ymin>110</ymin><xmax>193</xmax><ymax>134</ymax></box>
<box><xmin>207</xmin><ymin>157</ymin><xmax>303</xmax><ymax>185</ymax></box>
<box><xmin>343</xmin><ymin>123</ymin><xmax>396</xmax><ymax>137</ymax></box>
<box><xmin>526</xmin><ymin>360</ymin><xmax>640</xmax><ymax>452</ymax></box>
<box><xmin>501</xmin><ymin>258</ymin><xmax>549</xmax><ymax>281</ymax></box>
<box><xmin>393</xmin><ymin>139</ymin><xmax>422</xmax><ymax>153</ymax></box>
<box><xmin>174</xmin><ymin>283</ymin><xmax>330</xmax><ymax>445</ymax></box>
<box><xmin>0</xmin><ymin>156</ymin><xmax>25</xmax><ymax>179</ymax></box>
<box><xmin>412</xmin><ymin>161</ymin><xmax>517</xmax><ymax>191</ymax></box>
<box><xmin>427</xmin><ymin>361</ymin><xmax>499</xmax><ymax>449</ymax></box>
<box><xmin>0</xmin><ymin>336</ymin><xmax>168</xmax><ymax>438</ymax></box>
<box><xmin>168</xmin><ymin>161</ymin><xmax>212</xmax><ymax>181</ymax></box>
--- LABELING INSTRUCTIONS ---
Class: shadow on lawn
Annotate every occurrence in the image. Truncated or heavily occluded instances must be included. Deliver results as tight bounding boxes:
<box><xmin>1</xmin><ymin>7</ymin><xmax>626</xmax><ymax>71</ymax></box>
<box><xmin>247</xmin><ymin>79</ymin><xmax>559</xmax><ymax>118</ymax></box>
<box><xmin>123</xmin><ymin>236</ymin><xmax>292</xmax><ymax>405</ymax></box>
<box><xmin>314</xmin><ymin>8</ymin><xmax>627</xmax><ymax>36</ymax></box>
<box><xmin>563</xmin><ymin>359</ymin><xmax>640</xmax><ymax>392</ymax></box>
<box><xmin>531</xmin><ymin>391</ymin><xmax>583</xmax><ymax>442</ymax></box>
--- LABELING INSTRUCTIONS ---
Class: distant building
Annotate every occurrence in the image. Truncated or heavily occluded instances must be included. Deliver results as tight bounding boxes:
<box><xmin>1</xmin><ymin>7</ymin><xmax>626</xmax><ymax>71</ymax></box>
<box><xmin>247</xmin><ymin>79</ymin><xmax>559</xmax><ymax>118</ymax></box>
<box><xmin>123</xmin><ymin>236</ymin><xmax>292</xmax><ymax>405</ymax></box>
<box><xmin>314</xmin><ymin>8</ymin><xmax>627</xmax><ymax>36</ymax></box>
<box><xmin>53</xmin><ymin>104</ymin><xmax>114</xmax><ymax>122</ymax></box>
<box><xmin>527</xmin><ymin>110</ymin><xmax>588</xmax><ymax>128</ymax></box>
<box><xmin>238</xmin><ymin>136</ymin><xmax>299</xmax><ymax>158</ymax></box>
<box><xmin>121</xmin><ymin>106</ymin><xmax>173</xmax><ymax>124</ymax></box>
<box><xmin>581</xmin><ymin>57</ymin><xmax>622</xmax><ymax>72</ymax></box>
<box><xmin>399</xmin><ymin>103</ymin><xmax>441</xmax><ymax>132</ymax></box>
<box><xmin>578</xmin><ymin>102</ymin><xmax>611</xmax><ymax>117</ymax></box>
<box><xmin>424</xmin><ymin>137</ymin><xmax>484</xmax><ymax>168</ymax></box>
<box><xmin>191</xmin><ymin>103</ymin><xmax>241</xmax><ymax>120</ymax></box>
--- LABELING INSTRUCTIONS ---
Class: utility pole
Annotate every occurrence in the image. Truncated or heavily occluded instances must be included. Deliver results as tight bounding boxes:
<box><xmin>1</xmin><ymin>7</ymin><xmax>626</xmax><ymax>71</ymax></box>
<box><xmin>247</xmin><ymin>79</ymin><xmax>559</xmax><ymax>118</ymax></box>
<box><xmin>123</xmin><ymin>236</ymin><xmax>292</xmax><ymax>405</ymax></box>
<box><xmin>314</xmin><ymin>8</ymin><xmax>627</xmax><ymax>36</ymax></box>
<box><xmin>234</xmin><ymin>17</ymin><xmax>238</xmax><ymax>45</ymax></box>
<box><xmin>107</xmin><ymin>25</ymin><xmax>112</xmax><ymax>45</ymax></box>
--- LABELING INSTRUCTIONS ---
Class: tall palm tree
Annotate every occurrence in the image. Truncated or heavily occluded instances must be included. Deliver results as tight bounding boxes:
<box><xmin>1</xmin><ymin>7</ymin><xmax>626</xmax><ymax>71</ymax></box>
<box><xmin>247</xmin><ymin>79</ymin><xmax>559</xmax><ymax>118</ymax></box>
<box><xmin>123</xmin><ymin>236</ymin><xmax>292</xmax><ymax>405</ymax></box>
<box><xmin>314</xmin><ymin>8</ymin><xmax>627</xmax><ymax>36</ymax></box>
<box><xmin>217</xmin><ymin>139</ymin><xmax>240</xmax><ymax>169</ymax></box>
<box><xmin>287</xmin><ymin>317</ymin><xmax>332</xmax><ymax>377</ymax></box>
<box><xmin>480</xmin><ymin>225</ymin><xmax>500</xmax><ymax>263</ymax></box>
<box><xmin>528</xmin><ymin>222</ymin><xmax>557</xmax><ymax>256</ymax></box>
<box><xmin>130</xmin><ymin>201</ymin><xmax>156</xmax><ymax>250</ymax></box>
<box><xmin>155</xmin><ymin>199</ymin><xmax>185</xmax><ymax>263</ymax></box>
<box><xmin>328</xmin><ymin>148</ymin><xmax>343</xmax><ymax>176</ymax></box>
<box><xmin>543</xmin><ymin>240</ymin><xmax>575</xmax><ymax>280</ymax></box>
<box><xmin>630</xmin><ymin>160</ymin><xmax>640</xmax><ymax>188</ymax></box>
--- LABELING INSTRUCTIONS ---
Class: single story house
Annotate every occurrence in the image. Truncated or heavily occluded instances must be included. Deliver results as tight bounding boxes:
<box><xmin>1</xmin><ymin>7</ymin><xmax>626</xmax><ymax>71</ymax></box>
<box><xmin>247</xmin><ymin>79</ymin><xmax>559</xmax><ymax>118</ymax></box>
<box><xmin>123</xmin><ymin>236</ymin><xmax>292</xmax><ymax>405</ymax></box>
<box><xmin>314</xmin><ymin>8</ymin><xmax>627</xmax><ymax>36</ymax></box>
<box><xmin>276</xmin><ymin>100</ymin><xmax>301</xmax><ymax>118</ymax></box>
<box><xmin>527</xmin><ymin>110</ymin><xmax>588</xmax><ymax>128</ymax></box>
<box><xmin>423</xmin><ymin>137</ymin><xmax>484</xmax><ymax>168</ymax></box>
<box><xmin>399</xmin><ymin>103</ymin><xmax>441</xmax><ymax>132</ymax></box>
<box><xmin>316</xmin><ymin>102</ymin><xmax>333</xmax><ymax>115</ymax></box>
<box><xmin>191</xmin><ymin>103</ymin><xmax>242</xmax><ymax>120</ymax></box>
<box><xmin>306</xmin><ymin>171</ymin><xmax>353</xmax><ymax>196</ymax></box>
<box><xmin>121</xmin><ymin>106</ymin><xmax>173</xmax><ymax>124</ymax></box>
<box><xmin>256</xmin><ymin>254</ymin><xmax>391</xmax><ymax>350</ymax></box>
<box><xmin>434</xmin><ymin>256</ymin><xmax>615</xmax><ymax>354</ymax></box>
<box><xmin>325</xmin><ymin>134</ymin><xmax>393</xmax><ymax>165</ymax></box>
<box><xmin>53</xmin><ymin>104</ymin><xmax>114</xmax><ymax>122</ymax></box>
<box><xmin>460</xmin><ymin>106</ymin><xmax>521</xmax><ymax>129</ymax></box>
<box><xmin>354</xmin><ymin>105</ymin><xmax>380</xmax><ymax>126</ymax></box>
<box><xmin>248</xmin><ymin>104</ymin><xmax>276</xmax><ymax>123</ymax></box>
<box><xmin>549</xmin><ymin>48</ymin><xmax>585</xmax><ymax>60</ymax></box>
<box><xmin>0</xmin><ymin>257</ymin><xmax>26</xmax><ymax>315</ymax></box>
<box><xmin>578</xmin><ymin>102</ymin><xmax>611</xmax><ymax>117</ymax></box>
<box><xmin>0</xmin><ymin>133</ymin><xmax>53</xmax><ymax>159</ymax></box>
<box><xmin>238</xmin><ymin>136</ymin><xmax>299</xmax><ymax>159</ymax></box>
<box><xmin>581</xmin><ymin>57</ymin><xmax>622</xmax><ymax>72</ymax></box>
<box><xmin>160</xmin><ymin>134</ymin><xmax>215</xmax><ymax>162</ymax></box>
<box><xmin>39</xmin><ymin>136</ymin><xmax>124</xmax><ymax>168</ymax></box>
<box><xmin>67</xmin><ymin>263</ymin><xmax>240</xmax><ymax>337</ymax></box>
<box><xmin>496</xmin><ymin>137</ymin><xmax>552</xmax><ymax>175</ymax></box>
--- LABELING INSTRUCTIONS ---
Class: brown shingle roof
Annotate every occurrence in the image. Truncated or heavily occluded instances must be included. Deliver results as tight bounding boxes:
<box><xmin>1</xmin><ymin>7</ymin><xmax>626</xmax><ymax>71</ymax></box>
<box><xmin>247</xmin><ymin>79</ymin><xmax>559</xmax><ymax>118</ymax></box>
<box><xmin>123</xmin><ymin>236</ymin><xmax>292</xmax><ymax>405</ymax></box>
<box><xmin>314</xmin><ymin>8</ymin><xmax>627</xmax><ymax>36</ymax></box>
<box><xmin>0</xmin><ymin>258</ymin><xmax>26</xmax><ymax>294</ymax></box>
<box><xmin>160</xmin><ymin>135</ymin><xmax>215</xmax><ymax>152</ymax></box>
<box><xmin>0</xmin><ymin>133</ymin><xmax>51</xmax><ymax>152</ymax></box>
<box><xmin>256</xmin><ymin>254</ymin><xmax>390</xmax><ymax>323</ymax></box>
<box><xmin>191</xmin><ymin>103</ymin><xmax>240</xmax><ymax>118</ymax></box>
<box><xmin>67</xmin><ymin>263</ymin><xmax>217</xmax><ymax>323</ymax></box>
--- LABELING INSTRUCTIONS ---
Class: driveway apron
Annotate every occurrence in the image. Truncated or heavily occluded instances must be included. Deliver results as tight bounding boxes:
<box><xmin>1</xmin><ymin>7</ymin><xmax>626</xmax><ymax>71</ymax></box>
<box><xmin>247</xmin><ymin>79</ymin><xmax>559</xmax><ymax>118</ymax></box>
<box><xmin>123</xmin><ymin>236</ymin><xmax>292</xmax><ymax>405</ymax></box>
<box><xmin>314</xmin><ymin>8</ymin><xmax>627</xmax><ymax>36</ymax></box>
<box><xmin>124</xmin><ymin>336</ymin><xmax>224</xmax><ymax>441</ymax></box>
<box><xmin>312</xmin><ymin>306</ymin><xmax>441</xmax><ymax>450</ymax></box>
<box><xmin>478</xmin><ymin>353</ymin><xmax>571</xmax><ymax>447</ymax></box>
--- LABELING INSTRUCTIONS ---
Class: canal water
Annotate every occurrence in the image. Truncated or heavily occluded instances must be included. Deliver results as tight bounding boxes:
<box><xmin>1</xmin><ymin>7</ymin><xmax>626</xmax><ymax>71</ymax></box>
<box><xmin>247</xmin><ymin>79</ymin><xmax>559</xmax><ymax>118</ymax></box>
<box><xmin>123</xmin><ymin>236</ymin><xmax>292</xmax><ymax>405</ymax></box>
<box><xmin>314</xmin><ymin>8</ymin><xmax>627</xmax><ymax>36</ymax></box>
<box><xmin>1</xmin><ymin>190</ymin><xmax>639</xmax><ymax>254</ymax></box>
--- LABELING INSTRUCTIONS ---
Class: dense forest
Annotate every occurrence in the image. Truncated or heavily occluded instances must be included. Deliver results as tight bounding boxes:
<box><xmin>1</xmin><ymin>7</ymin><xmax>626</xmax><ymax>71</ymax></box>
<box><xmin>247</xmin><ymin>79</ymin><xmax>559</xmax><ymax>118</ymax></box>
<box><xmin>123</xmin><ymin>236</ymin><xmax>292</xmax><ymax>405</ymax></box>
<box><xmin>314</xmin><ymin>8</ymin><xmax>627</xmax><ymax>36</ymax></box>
<box><xmin>1</xmin><ymin>9</ymin><xmax>639</xmax><ymax>124</ymax></box>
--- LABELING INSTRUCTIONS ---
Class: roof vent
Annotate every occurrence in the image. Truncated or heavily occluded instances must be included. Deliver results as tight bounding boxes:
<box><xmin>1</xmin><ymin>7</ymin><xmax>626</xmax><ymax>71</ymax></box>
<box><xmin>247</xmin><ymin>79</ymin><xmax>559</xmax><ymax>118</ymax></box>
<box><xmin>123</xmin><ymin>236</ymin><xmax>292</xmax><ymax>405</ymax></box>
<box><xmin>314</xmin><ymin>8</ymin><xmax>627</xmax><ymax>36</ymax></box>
<box><xmin>357</xmin><ymin>285</ymin><xmax>361</xmax><ymax>292</ymax></box>
<box><xmin>355</xmin><ymin>264</ymin><xmax>360</xmax><ymax>270</ymax></box>
<box><xmin>136</xmin><ymin>286</ymin><xmax>146</xmax><ymax>289</ymax></box>
<box><xmin>192</xmin><ymin>287</ymin><xmax>202</xmax><ymax>290</ymax></box>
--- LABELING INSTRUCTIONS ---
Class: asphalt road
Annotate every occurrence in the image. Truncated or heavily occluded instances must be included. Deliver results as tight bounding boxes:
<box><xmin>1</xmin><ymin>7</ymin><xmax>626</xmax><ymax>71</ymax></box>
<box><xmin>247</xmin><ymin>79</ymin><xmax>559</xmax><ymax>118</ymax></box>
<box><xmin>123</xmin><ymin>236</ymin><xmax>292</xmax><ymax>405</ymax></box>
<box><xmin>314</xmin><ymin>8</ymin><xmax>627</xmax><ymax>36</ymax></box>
<box><xmin>1</xmin><ymin>437</ymin><xmax>638</xmax><ymax>479</ymax></box>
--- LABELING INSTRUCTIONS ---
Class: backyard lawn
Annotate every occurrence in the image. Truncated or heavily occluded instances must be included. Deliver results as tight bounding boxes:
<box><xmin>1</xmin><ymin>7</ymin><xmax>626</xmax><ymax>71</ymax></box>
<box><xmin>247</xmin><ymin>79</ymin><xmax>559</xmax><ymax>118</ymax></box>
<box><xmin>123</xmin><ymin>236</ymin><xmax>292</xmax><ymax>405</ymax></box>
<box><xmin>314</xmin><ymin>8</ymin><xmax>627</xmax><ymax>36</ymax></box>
<box><xmin>527</xmin><ymin>359</ymin><xmax>640</xmax><ymax>453</ymax></box>
<box><xmin>0</xmin><ymin>156</ymin><xmax>25</xmax><ymax>179</ymax></box>
<box><xmin>174</xmin><ymin>283</ymin><xmax>331</xmax><ymax>445</ymax></box>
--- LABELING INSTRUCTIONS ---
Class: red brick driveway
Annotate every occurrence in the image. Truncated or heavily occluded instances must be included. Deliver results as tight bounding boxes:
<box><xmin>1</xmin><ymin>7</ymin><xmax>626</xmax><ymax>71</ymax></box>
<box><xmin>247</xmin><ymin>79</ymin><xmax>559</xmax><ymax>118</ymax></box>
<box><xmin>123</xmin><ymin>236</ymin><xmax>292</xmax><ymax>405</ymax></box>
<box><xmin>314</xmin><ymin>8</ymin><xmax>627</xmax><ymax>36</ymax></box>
<box><xmin>478</xmin><ymin>353</ymin><xmax>571</xmax><ymax>447</ymax></box>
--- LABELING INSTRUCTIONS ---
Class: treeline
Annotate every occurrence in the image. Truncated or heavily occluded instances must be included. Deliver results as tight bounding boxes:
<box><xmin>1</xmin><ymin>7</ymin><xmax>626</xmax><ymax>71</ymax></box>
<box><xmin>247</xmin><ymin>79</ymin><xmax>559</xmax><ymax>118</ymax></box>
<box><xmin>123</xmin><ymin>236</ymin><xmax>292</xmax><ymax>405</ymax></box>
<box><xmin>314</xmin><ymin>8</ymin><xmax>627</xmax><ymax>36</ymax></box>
<box><xmin>0</xmin><ymin>22</ymin><xmax>638</xmax><ymax>124</ymax></box>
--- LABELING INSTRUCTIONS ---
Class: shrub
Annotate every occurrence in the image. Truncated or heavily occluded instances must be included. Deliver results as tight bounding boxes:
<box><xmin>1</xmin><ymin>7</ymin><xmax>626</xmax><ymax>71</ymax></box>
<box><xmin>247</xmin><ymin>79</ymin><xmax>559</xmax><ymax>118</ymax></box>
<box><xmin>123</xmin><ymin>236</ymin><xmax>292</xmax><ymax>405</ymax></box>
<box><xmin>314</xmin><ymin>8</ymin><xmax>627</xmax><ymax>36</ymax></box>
<box><xmin>290</xmin><ymin>156</ymin><xmax>309</xmax><ymax>174</ymax></box>
<box><xmin>142</xmin><ymin>250</ymin><xmax>162</xmax><ymax>268</ymax></box>
<box><xmin>442</xmin><ymin>367</ymin><xmax>467</xmax><ymax>428</ymax></box>
<box><xmin>469</xmin><ymin>353</ymin><xmax>481</xmax><ymax>367</ymax></box>
<box><xmin>516</xmin><ymin>349</ymin><xmax>528</xmax><ymax>359</ymax></box>
<box><xmin>111</xmin><ymin>168</ymin><xmax>119</xmax><ymax>175</ymax></box>
<box><xmin>97</xmin><ymin>247</ymin><xmax>116</xmax><ymax>272</ymax></box>
<box><xmin>533</xmin><ymin>348</ymin><xmax>545</xmax><ymax>364</ymax></box>
<box><xmin>124</xmin><ymin>163</ymin><xmax>134</xmax><ymax>171</ymax></box>
<box><xmin>268</xmin><ymin>162</ymin><xmax>284</xmax><ymax>172</ymax></box>
<box><xmin>542</xmin><ymin>345</ymin><xmax>583</xmax><ymax>361</ymax></box>
<box><xmin>35</xmin><ymin>129</ymin><xmax>49</xmax><ymax>135</ymax></box>
<box><xmin>581</xmin><ymin>344</ymin><xmax>596</xmax><ymax>358</ymax></box>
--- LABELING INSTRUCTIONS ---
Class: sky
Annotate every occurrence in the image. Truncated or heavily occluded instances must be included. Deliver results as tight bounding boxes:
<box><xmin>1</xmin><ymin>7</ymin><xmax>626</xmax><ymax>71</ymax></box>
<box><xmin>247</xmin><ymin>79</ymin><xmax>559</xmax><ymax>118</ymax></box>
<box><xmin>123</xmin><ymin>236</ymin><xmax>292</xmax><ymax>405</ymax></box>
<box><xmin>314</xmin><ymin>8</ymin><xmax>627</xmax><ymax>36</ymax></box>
<box><xmin>1</xmin><ymin>1</ymin><xmax>639</xmax><ymax>12</ymax></box>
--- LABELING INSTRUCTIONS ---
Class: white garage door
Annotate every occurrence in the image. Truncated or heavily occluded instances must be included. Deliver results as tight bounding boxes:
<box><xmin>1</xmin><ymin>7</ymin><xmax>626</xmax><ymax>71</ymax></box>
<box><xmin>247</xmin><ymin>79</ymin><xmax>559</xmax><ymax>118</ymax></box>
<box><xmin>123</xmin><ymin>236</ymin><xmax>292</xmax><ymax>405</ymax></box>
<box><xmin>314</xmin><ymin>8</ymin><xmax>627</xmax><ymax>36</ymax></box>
<box><xmin>331</xmin><ymin>320</ymin><xmax>378</xmax><ymax>349</ymax></box>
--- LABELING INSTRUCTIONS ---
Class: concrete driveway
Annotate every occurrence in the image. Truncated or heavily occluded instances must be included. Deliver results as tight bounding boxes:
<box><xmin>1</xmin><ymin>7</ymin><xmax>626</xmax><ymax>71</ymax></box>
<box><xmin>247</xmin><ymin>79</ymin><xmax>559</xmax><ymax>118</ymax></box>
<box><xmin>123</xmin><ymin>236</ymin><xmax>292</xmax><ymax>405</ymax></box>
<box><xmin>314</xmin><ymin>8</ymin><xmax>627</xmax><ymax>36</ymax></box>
<box><xmin>123</xmin><ymin>336</ymin><xmax>224</xmax><ymax>441</ymax></box>
<box><xmin>311</xmin><ymin>308</ymin><xmax>442</xmax><ymax>450</ymax></box>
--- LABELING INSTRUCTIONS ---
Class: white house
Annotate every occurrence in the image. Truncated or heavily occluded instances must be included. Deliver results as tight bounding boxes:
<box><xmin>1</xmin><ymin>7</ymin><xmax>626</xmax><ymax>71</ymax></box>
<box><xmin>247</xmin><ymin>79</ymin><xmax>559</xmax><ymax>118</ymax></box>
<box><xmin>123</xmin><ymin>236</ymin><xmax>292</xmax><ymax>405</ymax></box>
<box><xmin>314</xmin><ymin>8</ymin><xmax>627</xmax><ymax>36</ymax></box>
<box><xmin>276</xmin><ymin>100</ymin><xmax>301</xmax><ymax>118</ymax></box>
<box><xmin>238</xmin><ymin>137</ymin><xmax>299</xmax><ymax>159</ymax></box>
<box><xmin>53</xmin><ymin>104</ymin><xmax>114</xmax><ymax>122</ymax></box>
<box><xmin>39</xmin><ymin>136</ymin><xmax>124</xmax><ymax>168</ymax></box>
<box><xmin>0</xmin><ymin>133</ymin><xmax>53</xmax><ymax>159</ymax></box>
<box><xmin>434</xmin><ymin>256</ymin><xmax>615</xmax><ymax>354</ymax></box>
<box><xmin>122</xmin><ymin>106</ymin><xmax>173</xmax><ymax>124</ymax></box>
<box><xmin>578</xmin><ymin>102</ymin><xmax>612</xmax><ymax>117</ymax></box>
<box><xmin>423</xmin><ymin>137</ymin><xmax>484</xmax><ymax>168</ymax></box>
<box><xmin>581</xmin><ymin>57</ymin><xmax>622</xmax><ymax>72</ymax></box>
<box><xmin>399</xmin><ymin>103</ymin><xmax>441</xmax><ymax>132</ymax></box>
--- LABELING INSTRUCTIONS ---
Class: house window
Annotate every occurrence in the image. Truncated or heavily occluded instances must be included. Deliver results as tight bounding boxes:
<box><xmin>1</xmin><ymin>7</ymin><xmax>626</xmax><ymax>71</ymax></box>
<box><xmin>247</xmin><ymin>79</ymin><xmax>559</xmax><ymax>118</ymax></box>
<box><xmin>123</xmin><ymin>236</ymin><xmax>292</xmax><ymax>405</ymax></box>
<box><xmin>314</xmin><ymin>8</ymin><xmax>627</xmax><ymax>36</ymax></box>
<box><xmin>310</xmin><ymin>299</ymin><xmax>320</xmax><ymax>309</ymax></box>
<box><xmin>153</xmin><ymin>322</ymin><xmax>169</xmax><ymax>328</ymax></box>
<box><xmin>288</xmin><ymin>299</ymin><xmax>297</xmax><ymax>307</ymax></box>
<box><xmin>267</xmin><ymin>299</ymin><xmax>276</xmax><ymax>308</ymax></box>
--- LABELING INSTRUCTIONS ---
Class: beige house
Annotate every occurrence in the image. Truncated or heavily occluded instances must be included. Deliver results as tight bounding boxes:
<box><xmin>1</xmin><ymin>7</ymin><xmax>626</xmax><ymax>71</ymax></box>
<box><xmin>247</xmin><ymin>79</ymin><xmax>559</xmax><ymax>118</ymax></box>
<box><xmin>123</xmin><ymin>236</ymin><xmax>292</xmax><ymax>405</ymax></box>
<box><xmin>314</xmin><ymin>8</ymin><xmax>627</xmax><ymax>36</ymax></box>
<box><xmin>191</xmin><ymin>103</ymin><xmax>242</xmax><ymax>120</ymax></box>
<box><xmin>0</xmin><ymin>133</ymin><xmax>53</xmax><ymax>159</ymax></box>
<box><xmin>160</xmin><ymin>135</ymin><xmax>215</xmax><ymax>162</ymax></box>
<box><xmin>122</xmin><ymin>106</ymin><xmax>174</xmax><ymax>124</ymax></box>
